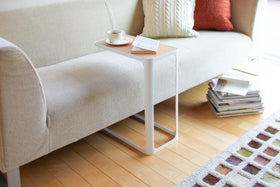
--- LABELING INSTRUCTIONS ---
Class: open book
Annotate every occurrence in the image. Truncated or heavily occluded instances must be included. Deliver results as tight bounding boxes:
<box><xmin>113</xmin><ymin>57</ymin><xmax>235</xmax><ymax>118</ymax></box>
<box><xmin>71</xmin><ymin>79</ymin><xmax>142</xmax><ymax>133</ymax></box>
<box><xmin>213</xmin><ymin>75</ymin><xmax>250</xmax><ymax>96</ymax></box>
<box><xmin>131</xmin><ymin>35</ymin><xmax>159</xmax><ymax>54</ymax></box>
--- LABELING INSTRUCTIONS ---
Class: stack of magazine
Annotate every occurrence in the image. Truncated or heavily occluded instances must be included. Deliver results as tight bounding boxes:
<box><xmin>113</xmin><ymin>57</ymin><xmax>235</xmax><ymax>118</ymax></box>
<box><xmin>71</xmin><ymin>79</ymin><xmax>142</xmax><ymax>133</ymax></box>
<box><xmin>207</xmin><ymin>74</ymin><xmax>264</xmax><ymax>118</ymax></box>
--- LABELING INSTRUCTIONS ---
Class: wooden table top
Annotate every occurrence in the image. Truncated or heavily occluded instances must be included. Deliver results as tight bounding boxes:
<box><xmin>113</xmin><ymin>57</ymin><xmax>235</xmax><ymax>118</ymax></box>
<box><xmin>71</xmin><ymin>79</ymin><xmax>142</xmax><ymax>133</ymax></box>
<box><xmin>95</xmin><ymin>35</ymin><xmax>177</xmax><ymax>61</ymax></box>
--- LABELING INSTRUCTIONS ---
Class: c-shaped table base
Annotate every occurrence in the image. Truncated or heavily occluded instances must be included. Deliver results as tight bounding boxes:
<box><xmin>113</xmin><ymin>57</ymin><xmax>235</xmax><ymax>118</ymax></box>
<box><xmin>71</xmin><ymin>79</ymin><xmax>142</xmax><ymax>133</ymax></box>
<box><xmin>95</xmin><ymin>37</ymin><xmax>178</xmax><ymax>155</ymax></box>
<box><xmin>103</xmin><ymin>113</ymin><xmax>178</xmax><ymax>155</ymax></box>
<box><xmin>103</xmin><ymin>52</ymin><xmax>178</xmax><ymax>155</ymax></box>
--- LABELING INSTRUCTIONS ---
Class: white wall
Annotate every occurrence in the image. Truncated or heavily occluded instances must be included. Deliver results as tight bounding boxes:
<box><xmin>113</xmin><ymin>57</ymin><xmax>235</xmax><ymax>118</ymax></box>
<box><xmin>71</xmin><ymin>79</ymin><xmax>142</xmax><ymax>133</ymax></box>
<box><xmin>0</xmin><ymin>0</ymin><xmax>77</xmax><ymax>11</ymax></box>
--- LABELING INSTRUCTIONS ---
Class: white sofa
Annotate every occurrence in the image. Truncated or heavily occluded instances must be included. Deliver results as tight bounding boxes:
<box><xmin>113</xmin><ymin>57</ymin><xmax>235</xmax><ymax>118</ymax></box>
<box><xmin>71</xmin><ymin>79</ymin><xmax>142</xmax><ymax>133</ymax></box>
<box><xmin>0</xmin><ymin>0</ymin><xmax>264</xmax><ymax>185</ymax></box>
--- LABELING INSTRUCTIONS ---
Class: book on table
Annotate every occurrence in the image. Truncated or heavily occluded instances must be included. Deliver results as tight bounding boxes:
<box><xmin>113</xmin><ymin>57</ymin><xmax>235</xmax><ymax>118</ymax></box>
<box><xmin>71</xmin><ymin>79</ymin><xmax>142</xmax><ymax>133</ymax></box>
<box><xmin>207</xmin><ymin>74</ymin><xmax>264</xmax><ymax>118</ymax></box>
<box><xmin>131</xmin><ymin>35</ymin><xmax>159</xmax><ymax>54</ymax></box>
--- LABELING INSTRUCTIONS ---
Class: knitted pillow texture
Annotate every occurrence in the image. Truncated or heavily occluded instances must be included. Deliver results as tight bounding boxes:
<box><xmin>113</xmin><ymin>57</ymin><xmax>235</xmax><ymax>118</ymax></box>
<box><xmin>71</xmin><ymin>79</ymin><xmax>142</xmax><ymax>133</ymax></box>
<box><xmin>194</xmin><ymin>0</ymin><xmax>233</xmax><ymax>31</ymax></box>
<box><xmin>141</xmin><ymin>0</ymin><xmax>198</xmax><ymax>38</ymax></box>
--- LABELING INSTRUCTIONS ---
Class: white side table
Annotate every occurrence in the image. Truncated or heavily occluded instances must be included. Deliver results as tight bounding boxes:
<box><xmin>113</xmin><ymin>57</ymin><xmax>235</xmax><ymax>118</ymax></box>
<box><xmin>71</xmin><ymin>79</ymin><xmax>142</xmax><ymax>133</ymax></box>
<box><xmin>95</xmin><ymin>35</ymin><xmax>178</xmax><ymax>155</ymax></box>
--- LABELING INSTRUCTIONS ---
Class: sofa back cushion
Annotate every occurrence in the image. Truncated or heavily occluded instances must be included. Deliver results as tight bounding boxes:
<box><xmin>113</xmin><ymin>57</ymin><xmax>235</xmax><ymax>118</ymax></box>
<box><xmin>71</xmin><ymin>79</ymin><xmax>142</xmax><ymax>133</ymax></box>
<box><xmin>0</xmin><ymin>0</ymin><xmax>144</xmax><ymax>68</ymax></box>
<box><xmin>194</xmin><ymin>0</ymin><xmax>233</xmax><ymax>31</ymax></box>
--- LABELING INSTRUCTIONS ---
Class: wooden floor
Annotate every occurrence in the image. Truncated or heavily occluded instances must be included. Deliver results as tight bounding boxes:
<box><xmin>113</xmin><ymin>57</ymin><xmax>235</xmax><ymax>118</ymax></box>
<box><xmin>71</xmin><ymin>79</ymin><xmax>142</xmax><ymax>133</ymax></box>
<box><xmin>16</xmin><ymin>59</ymin><xmax>280</xmax><ymax>187</ymax></box>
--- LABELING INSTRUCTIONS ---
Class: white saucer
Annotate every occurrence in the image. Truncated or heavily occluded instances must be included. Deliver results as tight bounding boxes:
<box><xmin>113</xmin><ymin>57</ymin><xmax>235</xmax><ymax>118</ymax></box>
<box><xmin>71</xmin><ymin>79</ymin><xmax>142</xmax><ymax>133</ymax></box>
<box><xmin>105</xmin><ymin>37</ymin><xmax>132</xmax><ymax>46</ymax></box>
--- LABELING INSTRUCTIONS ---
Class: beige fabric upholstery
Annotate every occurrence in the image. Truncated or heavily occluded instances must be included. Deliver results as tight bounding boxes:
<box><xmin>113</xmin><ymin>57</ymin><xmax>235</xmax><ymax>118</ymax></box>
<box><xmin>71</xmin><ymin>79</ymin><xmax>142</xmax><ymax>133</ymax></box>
<box><xmin>0</xmin><ymin>0</ymin><xmax>143</xmax><ymax>68</ymax></box>
<box><xmin>231</xmin><ymin>0</ymin><xmax>264</xmax><ymax>40</ymax></box>
<box><xmin>38</xmin><ymin>51</ymin><xmax>175</xmax><ymax>150</ymax></box>
<box><xmin>37</xmin><ymin>51</ymin><xmax>176</xmax><ymax>151</ymax></box>
<box><xmin>0</xmin><ymin>38</ymin><xmax>49</xmax><ymax>172</ymax></box>
<box><xmin>231</xmin><ymin>0</ymin><xmax>266</xmax><ymax>55</ymax></box>
<box><xmin>0</xmin><ymin>0</ymin><xmax>111</xmax><ymax>67</ymax></box>
<box><xmin>161</xmin><ymin>31</ymin><xmax>254</xmax><ymax>93</ymax></box>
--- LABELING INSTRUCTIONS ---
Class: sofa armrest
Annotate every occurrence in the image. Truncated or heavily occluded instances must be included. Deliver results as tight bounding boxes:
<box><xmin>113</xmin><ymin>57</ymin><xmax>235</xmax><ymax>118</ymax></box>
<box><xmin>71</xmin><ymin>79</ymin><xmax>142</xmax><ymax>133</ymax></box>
<box><xmin>0</xmin><ymin>37</ymin><xmax>49</xmax><ymax>172</ymax></box>
<box><xmin>231</xmin><ymin>0</ymin><xmax>266</xmax><ymax>42</ymax></box>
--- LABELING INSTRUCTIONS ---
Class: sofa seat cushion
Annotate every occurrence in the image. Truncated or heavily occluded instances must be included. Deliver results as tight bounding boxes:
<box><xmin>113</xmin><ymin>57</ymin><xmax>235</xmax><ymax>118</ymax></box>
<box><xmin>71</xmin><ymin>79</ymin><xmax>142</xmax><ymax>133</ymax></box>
<box><xmin>160</xmin><ymin>31</ymin><xmax>254</xmax><ymax>93</ymax></box>
<box><xmin>37</xmin><ymin>51</ymin><xmax>176</xmax><ymax>151</ymax></box>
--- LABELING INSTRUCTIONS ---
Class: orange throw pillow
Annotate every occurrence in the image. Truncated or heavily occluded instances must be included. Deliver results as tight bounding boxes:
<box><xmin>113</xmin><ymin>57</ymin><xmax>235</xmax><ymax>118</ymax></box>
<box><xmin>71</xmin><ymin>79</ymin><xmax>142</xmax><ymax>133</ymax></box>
<box><xmin>194</xmin><ymin>0</ymin><xmax>233</xmax><ymax>31</ymax></box>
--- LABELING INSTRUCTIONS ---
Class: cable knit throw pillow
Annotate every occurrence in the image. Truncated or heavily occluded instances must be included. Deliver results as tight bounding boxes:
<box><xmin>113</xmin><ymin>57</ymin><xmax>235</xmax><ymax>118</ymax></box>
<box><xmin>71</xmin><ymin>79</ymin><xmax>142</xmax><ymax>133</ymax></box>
<box><xmin>194</xmin><ymin>0</ymin><xmax>233</xmax><ymax>31</ymax></box>
<box><xmin>141</xmin><ymin>0</ymin><xmax>198</xmax><ymax>38</ymax></box>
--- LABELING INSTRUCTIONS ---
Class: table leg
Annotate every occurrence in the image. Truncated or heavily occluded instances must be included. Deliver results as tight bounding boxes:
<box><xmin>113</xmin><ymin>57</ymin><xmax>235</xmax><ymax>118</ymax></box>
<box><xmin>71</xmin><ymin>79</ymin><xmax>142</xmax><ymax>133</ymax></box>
<box><xmin>143</xmin><ymin>61</ymin><xmax>155</xmax><ymax>154</ymax></box>
<box><xmin>175</xmin><ymin>50</ymin><xmax>179</xmax><ymax>138</ymax></box>
<box><xmin>104</xmin><ymin>52</ymin><xmax>178</xmax><ymax>155</ymax></box>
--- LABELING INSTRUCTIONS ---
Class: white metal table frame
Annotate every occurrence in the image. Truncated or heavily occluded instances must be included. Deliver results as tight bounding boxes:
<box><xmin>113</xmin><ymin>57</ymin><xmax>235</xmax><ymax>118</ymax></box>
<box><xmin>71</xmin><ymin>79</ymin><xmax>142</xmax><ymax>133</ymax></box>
<box><xmin>95</xmin><ymin>36</ymin><xmax>178</xmax><ymax>155</ymax></box>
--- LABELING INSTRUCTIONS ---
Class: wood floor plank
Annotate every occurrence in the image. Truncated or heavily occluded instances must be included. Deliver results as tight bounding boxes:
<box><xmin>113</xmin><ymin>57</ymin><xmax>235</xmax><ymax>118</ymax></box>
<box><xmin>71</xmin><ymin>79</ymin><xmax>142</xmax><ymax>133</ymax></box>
<box><xmin>72</xmin><ymin>139</ymin><xmax>147</xmax><ymax>187</ymax></box>
<box><xmin>178</xmin><ymin>131</ymin><xmax>221</xmax><ymax>158</ymax></box>
<box><xmin>21</xmin><ymin>158</ymin><xmax>64</xmax><ymax>187</ymax></box>
<box><xmin>238</xmin><ymin>121</ymin><xmax>260</xmax><ymax>131</ymax></box>
<box><xmin>55</xmin><ymin>146</ymin><xmax>120</xmax><ymax>187</ymax></box>
<box><xmin>167</xmin><ymin>142</ymin><xmax>211</xmax><ymax>166</ymax></box>
<box><xmin>174</xmin><ymin>109</ymin><xmax>240</xmax><ymax>144</ymax></box>
<box><xmin>219</xmin><ymin>122</ymin><xmax>248</xmax><ymax>137</ymax></box>
<box><xmin>110</xmin><ymin>118</ymin><xmax>174</xmax><ymax>148</ymax></box>
<box><xmin>157</xmin><ymin>101</ymin><xmax>242</xmax><ymax>144</ymax></box>
<box><xmin>20</xmin><ymin>170</ymin><xmax>37</xmax><ymax>187</ymax></box>
<box><xmin>156</xmin><ymin>148</ymin><xmax>200</xmax><ymax>175</ymax></box>
<box><xmin>108</xmin><ymin>121</ymin><xmax>145</xmax><ymax>147</ymax></box>
<box><xmin>173</xmin><ymin>173</ymin><xmax>191</xmax><ymax>185</ymax></box>
<box><xmin>39</xmin><ymin>154</ymin><xmax>92</xmax><ymax>187</ymax></box>
<box><xmin>184</xmin><ymin>127</ymin><xmax>229</xmax><ymax>150</ymax></box>
<box><xmin>85</xmin><ymin>134</ymin><xmax>176</xmax><ymax>186</ymax></box>
<box><xmin>99</xmin><ymin>132</ymin><xmax>184</xmax><ymax>182</ymax></box>
<box><xmin>20</xmin><ymin>166</ymin><xmax>44</xmax><ymax>187</ymax></box>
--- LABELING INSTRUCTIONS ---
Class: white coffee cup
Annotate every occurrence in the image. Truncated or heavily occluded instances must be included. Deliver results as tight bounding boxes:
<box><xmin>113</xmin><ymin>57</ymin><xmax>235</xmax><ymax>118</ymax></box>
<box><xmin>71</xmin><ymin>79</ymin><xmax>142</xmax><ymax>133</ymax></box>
<box><xmin>107</xmin><ymin>29</ymin><xmax>126</xmax><ymax>44</ymax></box>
